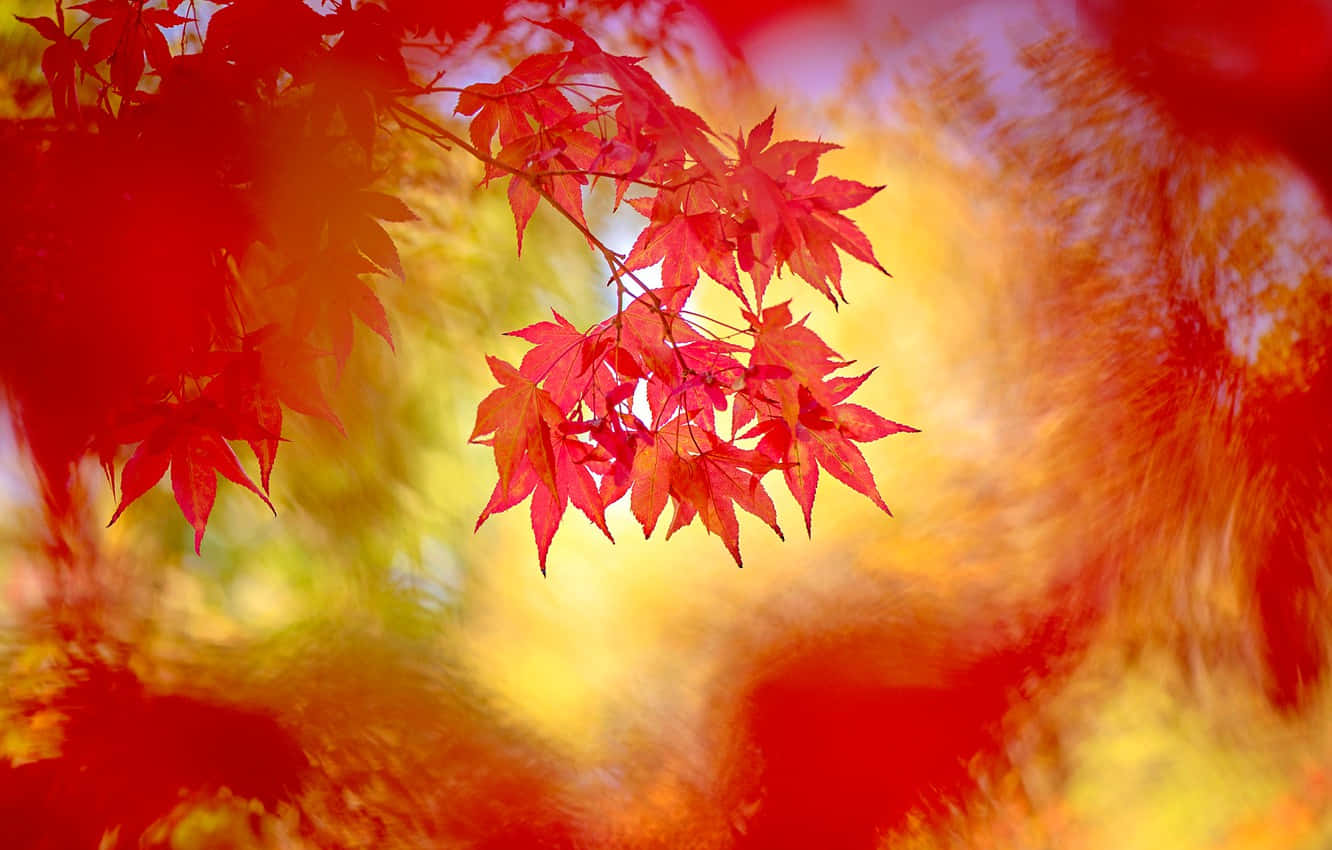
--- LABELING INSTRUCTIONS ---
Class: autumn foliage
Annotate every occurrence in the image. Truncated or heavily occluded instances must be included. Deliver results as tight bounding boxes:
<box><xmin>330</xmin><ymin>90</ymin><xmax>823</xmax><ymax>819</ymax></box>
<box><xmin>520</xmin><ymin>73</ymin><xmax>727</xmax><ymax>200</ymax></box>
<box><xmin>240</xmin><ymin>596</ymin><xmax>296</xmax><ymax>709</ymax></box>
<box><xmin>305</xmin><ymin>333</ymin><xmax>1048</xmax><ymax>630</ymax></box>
<box><xmin>0</xmin><ymin>4</ymin><xmax>919</xmax><ymax>840</ymax></box>
<box><xmin>7</xmin><ymin>1</ymin><xmax>1332</xmax><ymax>850</ymax></box>
<box><xmin>4</xmin><ymin>0</ymin><xmax>908</xmax><ymax>573</ymax></box>
<box><xmin>456</xmin><ymin>25</ymin><xmax>911</xmax><ymax>570</ymax></box>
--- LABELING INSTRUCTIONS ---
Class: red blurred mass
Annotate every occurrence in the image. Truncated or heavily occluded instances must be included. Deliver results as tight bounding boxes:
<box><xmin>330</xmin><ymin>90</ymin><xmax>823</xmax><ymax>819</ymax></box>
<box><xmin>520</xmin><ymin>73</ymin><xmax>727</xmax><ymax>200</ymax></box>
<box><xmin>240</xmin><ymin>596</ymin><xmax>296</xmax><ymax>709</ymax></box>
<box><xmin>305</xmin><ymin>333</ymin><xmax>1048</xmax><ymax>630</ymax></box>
<box><xmin>1089</xmin><ymin>0</ymin><xmax>1332</xmax><ymax>710</ymax></box>
<box><xmin>1086</xmin><ymin>0</ymin><xmax>1332</xmax><ymax>199</ymax></box>
<box><xmin>0</xmin><ymin>127</ymin><xmax>238</xmax><ymax>517</ymax></box>
<box><xmin>689</xmin><ymin>0</ymin><xmax>849</xmax><ymax>43</ymax></box>
<box><xmin>0</xmin><ymin>665</ymin><xmax>307</xmax><ymax>849</ymax></box>
<box><xmin>710</xmin><ymin>575</ymin><xmax>1094</xmax><ymax>849</ymax></box>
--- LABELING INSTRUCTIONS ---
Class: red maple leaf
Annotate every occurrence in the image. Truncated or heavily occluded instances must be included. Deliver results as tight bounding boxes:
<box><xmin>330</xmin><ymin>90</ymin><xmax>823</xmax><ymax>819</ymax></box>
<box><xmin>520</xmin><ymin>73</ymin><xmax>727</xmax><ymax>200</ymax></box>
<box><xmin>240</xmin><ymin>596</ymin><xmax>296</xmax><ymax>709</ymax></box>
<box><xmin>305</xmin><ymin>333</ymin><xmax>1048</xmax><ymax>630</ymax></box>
<box><xmin>473</xmin><ymin>416</ymin><xmax>612</xmax><ymax>574</ymax></box>
<box><xmin>470</xmin><ymin>355</ymin><xmax>566</xmax><ymax>497</ymax></box>
<box><xmin>541</xmin><ymin>18</ymin><xmax>729</xmax><ymax>180</ymax></box>
<box><xmin>738</xmin><ymin>303</ymin><xmax>918</xmax><ymax>534</ymax></box>
<box><xmin>489</xmin><ymin>118</ymin><xmax>600</xmax><ymax>252</ymax></box>
<box><xmin>289</xmin><ymin>251</ymin><xmax>395</xmax><ymax>370</ymax></box>
<box><xmin>16</xmin><ymin>10</ymin><xmax>87</xmax><ymax>118</ymax></box>
<box><xmin>753</xmin><ymin>411</ymin><xmax>904</xmax><ymax>537</ymax></box>
<box><xmin>624</xmin><ymin>195</ymin><xmax>745</xmax><ymax>303</ymax></box>
<box><xmin>204</xmin><ymin>0</ymin><xmax>327</xmax><ymax>87</ymax></box>
<box><xmin>75</xmin><ymin>0</ymin><xmax>188</xmax><ymax>95</ymax></box>
<box><xmin>507</xmin><ymin>310</ymin><xmax>613</xmax><ymax>411</ymax></box>
<box><xmin>608</xmin><ymin>284</ymin><xmax>702</xmax><ymax>391</ymax></box>
<box><xmin>457</xmin><ymin>52</ymin><xmax>575</xmax><ymax>155</ymax></box>
<box><xmin>109</xmin><ymin>410</ymin><xmax>275</xmax><ymax>553</ymax></box>
<box><xmin>645</xmin><ymin>337</ymin><xmax>746</xmax><ymax>430</ymax></box>
<box><xmin>326</xmin><ymin>189</ymin><xmax>419</xmax><ymax>280</ymax></box>
<box><xmin>532</xmin><ymin>433</ymin><xmax>614</xmax><ymax>573</ymax></box>
<box><xmin>732</xmin><ymin>111</ymin><xmax>888</xmax><ymax>304</ymax></box>
<box><xmin>743</xmin><ymin>301</ymin><xmax>848</xmax><ymax>426</ymax></box>
<box><xmin>625</xmin><ymin>415</ymin><xmax>782</xmax><ymax>566</ymax></box>
<box><xmin>203</xmin><ymin>347</ymin><xmax>285</xmax><ymax>494</ymax></box>
<box><xmin>251</xmin><ymin>330</ymin><xmax>346</xmax><ymax>435</ymax></box>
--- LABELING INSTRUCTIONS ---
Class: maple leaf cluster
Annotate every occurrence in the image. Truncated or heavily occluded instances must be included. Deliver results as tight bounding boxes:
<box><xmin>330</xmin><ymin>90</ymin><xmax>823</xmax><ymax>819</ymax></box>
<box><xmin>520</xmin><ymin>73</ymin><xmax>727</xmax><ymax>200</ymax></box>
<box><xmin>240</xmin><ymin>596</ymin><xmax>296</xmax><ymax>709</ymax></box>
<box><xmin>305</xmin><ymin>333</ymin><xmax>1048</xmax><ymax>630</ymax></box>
<box><xmin>459</xmin><ymin>24</ymin><xmax>915</xmax><ymax>570</ymax></box>
<box><xmin>6</xmin><ymin>0</ymin><xmax>913</xmax><ymax>566</ymax></box>
<box><xmin>7</xmin><ymin>0</ymin><xmax>430</xmax><ymax>553</ymax></box>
